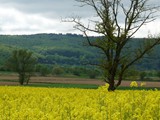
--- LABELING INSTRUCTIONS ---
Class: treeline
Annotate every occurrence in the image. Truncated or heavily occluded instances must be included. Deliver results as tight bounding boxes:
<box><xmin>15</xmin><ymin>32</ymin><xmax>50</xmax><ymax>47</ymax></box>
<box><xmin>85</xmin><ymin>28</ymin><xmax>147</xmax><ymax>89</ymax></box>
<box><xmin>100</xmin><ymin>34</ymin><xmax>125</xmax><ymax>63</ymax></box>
<box><xmin>0</xmin><ymin>33</ymin><xmax>160</xmax><ymax>71</ymax></box>
<box><xmin>1</xmin><ymin>63</ymin><xmax>101</xmax><ymax>79</ymax></box>
<box><xmin>33</xmin><ymin>65</ymin><xmax>160</xmax><ymax>81</ymax></box>
<box><xmin>35</xmin><ymin>64</ymin><xmax>101</xmax><ymax>78</ymax></box>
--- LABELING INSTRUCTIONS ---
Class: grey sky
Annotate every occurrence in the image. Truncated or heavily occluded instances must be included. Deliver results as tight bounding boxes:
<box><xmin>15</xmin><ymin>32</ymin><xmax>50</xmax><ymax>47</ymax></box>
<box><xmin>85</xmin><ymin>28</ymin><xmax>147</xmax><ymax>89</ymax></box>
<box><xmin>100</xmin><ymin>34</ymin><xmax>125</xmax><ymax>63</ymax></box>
<box><xmin>0</xmin><ymin>0</ymin><xmax>159</xmax><ymax>37</ymax></box>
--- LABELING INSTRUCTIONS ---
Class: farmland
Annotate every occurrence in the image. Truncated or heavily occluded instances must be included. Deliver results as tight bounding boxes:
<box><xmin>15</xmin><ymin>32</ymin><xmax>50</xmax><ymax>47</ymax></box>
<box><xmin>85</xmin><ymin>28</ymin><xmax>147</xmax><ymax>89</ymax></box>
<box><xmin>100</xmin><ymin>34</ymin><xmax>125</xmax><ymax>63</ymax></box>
<box><xmin>0</xmin><ymin>70</ymin><xmax>159</xmax><ymax>120</ymax></box>
<box><xmin>0</xmin><ymin>0</ymin><xmax>160</xmax><ymax>119</ymax></box>
<box><xmin>0</xmin><ymin>74</ymin><xmax>160</xmax><ymax>88</ymax></box>
<box><xmin>0</xmin><ymin>85</ymin><xmax>159</xmax><ymax>120</ymax></box>
<box><xmin>0</xmin><ymin>34</ymin><xmax>160</xmax><ymax>119</ymax></box>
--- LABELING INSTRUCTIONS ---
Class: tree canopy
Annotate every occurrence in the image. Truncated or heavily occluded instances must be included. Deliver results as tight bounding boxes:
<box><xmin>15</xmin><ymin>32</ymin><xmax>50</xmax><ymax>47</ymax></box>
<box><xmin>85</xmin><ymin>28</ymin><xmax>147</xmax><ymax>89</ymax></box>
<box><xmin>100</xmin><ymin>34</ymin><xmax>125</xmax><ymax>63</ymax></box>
<box><xmin>6</xmin><ymin>49</ymin><xmax>37</xmax><ymax>85</ymax></box>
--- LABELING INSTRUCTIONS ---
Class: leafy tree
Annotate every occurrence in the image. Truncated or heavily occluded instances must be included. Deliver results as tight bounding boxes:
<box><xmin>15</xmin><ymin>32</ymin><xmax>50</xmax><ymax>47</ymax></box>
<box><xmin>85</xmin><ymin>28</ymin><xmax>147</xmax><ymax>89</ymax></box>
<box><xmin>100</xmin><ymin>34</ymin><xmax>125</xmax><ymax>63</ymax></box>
<box><xmin>86</xmin><ymin>69</ymin><xmax>100</xmax><ymax>79</ymax></box>
<box><xmin>71</xmin><ymin>67</ymin><xmax>81</xmax><ymax>76</ymax></box>
<box><xmin>6</xmin><ymin>49</ymin><xmax>37</xmax><ymax>85</ymax></box>
<box><xmin>35</xmin><ymin>64</ymin><xmax>51</xmax><ymax>76</ymax></box>
<box><xmin>52</xmin><ymin>65</ymin><xmax>64</xmax><ymax>75</ymax></box>
<box><xmin>68</xmin><ymin>0</ymin><xmax>160</xmax><ymax>91</ymax></box>
<box><xmin>139</xmin><ymin>71</ymin><xmax>146</xmax><ymax>80</ymax></box>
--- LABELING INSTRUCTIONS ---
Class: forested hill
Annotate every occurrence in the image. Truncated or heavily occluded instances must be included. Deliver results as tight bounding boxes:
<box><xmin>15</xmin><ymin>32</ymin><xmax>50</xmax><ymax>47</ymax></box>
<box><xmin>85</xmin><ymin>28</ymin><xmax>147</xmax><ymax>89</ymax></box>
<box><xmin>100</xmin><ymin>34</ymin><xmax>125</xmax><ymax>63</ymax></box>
<box><xmin>0</xmin><ymin>33</ymin><xmax>160</xmax><ymax>70</ymax></box>
<box><xmin>0</xmin><ymin>33</ymin><xmax>98</xmax><ymax>66</ymax></box>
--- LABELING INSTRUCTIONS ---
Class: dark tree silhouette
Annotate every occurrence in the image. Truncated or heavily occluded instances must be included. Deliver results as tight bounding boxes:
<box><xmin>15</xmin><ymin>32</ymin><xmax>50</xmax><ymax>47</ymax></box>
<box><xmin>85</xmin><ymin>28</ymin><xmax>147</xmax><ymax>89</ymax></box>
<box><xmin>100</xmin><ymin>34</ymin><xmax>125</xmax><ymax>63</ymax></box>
<box><xmin>67</xmin><ymin>0</ymin><xmax>160</xmax><ymax>91</ymax></box>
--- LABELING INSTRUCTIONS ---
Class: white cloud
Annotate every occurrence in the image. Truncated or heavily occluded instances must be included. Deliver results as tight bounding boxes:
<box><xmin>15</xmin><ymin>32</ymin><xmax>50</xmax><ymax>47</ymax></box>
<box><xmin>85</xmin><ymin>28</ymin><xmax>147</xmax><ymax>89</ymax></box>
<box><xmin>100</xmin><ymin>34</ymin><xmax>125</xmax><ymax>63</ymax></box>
<box><xmin>0</xmin><ymin>0</ymin><xmax>94</xmax><ymax>35</ymax></box>
<box><xmin>0</xmin><ymin>0</ymin><xmax>159</xmax><ymax>37</ymax></box>
<box><xmin>134</xmin><ymin>19</ymin><xmax>160</xmax><ymax>38</ymax></box>
<box><xmin>0</xmin><ymin>7</ymin><xmax>77</xmax><ymax>35</ymax></box>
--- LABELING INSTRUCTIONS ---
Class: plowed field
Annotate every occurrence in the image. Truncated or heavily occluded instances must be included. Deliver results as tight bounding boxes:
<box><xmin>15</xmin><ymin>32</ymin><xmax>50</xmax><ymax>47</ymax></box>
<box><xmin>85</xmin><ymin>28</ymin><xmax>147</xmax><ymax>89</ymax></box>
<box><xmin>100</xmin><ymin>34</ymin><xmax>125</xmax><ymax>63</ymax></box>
<box><xmin>0</xmin><ymin>75</ymin><xmax>160</xmax><ymax>87</ymax></box>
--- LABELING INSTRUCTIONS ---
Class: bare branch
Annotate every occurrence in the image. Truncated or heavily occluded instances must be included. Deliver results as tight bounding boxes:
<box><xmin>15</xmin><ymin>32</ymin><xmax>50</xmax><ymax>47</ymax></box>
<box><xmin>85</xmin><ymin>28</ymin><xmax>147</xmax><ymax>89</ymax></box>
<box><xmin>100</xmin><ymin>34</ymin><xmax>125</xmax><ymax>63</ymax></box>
<box><xmin>124</xmin><ymin>38</ymin><xmax>160</xmax><ymax>71</ymax></box>
<box><xmin>66</xmin><ymin>0</ymin><xmax>160</xmax><ymax>90</ymax></box>
<box><xmin>112</xmin><ymin>0</ymin><xmax>121</xmax><ymax>37</ymax></box>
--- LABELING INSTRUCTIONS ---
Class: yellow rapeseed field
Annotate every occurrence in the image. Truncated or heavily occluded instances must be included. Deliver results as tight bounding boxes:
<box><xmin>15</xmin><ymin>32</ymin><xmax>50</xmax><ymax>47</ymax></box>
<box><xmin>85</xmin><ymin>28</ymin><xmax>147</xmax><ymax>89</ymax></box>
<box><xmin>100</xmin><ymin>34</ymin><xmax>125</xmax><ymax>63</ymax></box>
<box><xmin>0</xmin><ymin>85</ymin><xmax>159</xmax><ymax>120</ymax></box>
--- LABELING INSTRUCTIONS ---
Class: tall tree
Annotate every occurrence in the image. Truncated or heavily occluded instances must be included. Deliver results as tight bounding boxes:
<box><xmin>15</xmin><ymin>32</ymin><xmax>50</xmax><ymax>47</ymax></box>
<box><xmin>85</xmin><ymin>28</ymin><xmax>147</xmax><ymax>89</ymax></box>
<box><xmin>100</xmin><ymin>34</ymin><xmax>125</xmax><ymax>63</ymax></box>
<box><xmin>68</xmin><ymin>0</ymin><xmax>160</xmax><ymax>91</ymax></box>
<box><xmin>6</xmin><ymin>49</ymin><xmax>37</xmax><ymax>85</ymax></box>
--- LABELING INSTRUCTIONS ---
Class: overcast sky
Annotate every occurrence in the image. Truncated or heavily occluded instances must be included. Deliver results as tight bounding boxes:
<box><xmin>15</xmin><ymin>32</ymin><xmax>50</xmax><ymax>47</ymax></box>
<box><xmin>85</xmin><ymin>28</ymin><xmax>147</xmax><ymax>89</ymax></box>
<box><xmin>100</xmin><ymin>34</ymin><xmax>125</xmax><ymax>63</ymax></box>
<box><xmin>0</xmin><ymin>0</ymin><xmax>159</xmax><ymax>38</ymax></box>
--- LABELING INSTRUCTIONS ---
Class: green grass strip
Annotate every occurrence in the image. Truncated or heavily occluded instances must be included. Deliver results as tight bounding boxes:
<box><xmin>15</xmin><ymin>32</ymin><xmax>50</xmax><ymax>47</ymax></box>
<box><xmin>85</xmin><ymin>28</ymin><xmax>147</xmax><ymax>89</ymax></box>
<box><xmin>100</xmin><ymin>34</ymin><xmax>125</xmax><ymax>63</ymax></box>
<box><xmin>23</xmin><ymin>83</ymin><xmax>99</xmax><ymax>89</ymax></box>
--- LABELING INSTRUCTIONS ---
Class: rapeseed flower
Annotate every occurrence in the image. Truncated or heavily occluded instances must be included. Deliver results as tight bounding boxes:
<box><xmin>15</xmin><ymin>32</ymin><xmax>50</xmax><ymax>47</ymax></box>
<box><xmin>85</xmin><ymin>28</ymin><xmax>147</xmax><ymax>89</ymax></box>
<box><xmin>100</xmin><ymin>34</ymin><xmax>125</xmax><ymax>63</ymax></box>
<box><xmin>0</xmin><ymin>86</ymin><xmax>159</xmax><ymax>120</ymax></box>
<box><xmin>130</xmin><ymin>81</ymin><xmax>138</xmax><ymax>87</ymax></box>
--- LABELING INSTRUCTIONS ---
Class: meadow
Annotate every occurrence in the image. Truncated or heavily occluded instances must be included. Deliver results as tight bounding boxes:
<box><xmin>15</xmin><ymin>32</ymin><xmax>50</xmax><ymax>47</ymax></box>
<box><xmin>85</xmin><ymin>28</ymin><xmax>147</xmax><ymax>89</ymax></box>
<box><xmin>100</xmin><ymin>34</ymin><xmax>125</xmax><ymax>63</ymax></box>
<box><xmin>0</xmin><ymin>84</ymin><xmax>159</xmax><ymax>120</ymax></box>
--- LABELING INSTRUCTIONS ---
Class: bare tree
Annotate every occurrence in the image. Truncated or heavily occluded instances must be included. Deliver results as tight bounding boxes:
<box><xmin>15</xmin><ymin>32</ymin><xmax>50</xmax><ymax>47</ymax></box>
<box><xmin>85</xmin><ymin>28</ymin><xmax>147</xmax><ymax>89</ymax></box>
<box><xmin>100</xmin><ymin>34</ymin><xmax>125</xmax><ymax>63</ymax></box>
<box><xmin>66</xmin><ymin>0</ymin><xmax>160</xmax><ymax>91</ymax></box>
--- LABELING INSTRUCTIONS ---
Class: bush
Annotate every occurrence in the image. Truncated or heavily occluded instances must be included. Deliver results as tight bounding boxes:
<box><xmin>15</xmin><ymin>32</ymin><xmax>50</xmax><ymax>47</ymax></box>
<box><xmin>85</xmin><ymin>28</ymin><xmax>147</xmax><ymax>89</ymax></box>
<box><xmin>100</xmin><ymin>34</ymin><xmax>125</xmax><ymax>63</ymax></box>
<box><xmin>87</xmin><ymin>69</ymin><xmax>100</xmax><ymax>79</ymax></box>
<box><xmin>52</xmin><ymin>66</ymin><xmax>64</xmax><ymax>75</ymax></box>
<box><xmin>139</xmin><ymin>71</ymin><xmax>146</xmax><ymax>80</ymax></box>
<box><xmin>35</xmin><ymin>64</ymin><xmax>51</xmax><ymax>76</ymax></box>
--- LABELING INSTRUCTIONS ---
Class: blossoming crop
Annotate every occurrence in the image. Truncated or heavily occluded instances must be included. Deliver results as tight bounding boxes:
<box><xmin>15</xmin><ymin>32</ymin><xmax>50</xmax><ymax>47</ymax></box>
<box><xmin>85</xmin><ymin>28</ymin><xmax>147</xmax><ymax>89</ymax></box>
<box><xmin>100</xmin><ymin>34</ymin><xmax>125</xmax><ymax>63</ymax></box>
<box><xmin>140</xmin><ymin>82</ymin><xmax>146</xmax><ymax>87</ymax></box>
<box><xmin>130</xmin><ymin>81</ymin><xmax>138</xmax><ymax>87</ymax></box>
<box><xmin>0</xmin><ymin>86</ymin><xmax>159</xmax><ymax>120</ymax></box>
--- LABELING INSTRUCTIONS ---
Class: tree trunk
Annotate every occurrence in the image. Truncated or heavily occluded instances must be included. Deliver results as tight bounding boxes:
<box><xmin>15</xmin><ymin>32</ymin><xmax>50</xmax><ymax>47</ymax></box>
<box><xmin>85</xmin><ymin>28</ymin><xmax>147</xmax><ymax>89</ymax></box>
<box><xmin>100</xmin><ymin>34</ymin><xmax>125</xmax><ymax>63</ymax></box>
<box><xmin>116</xmin><ymin>74</ymin><xmax>123</xmax><ymax>87</ymax></box>
<box><xmin>19</xmin><ymin>78</ymin><xmax>24</xmax><ymax>85</ymax></box>
<box><xmin>26</xmin><ymin>75</ymin><xmax>30</xmax><ymax>85</ymax></box>
<box><xmin>108</xmin><ymin>79</ymin><xmax>116</xmax><ymax>91</ymax></box>
<box><xmin>108</xmin><ymin>83</ymin><xmax>116</xmax><ymax>91</ymax></box>
<box><xmin>19</xmin><ymin>74</ymin><xmax>24</xmax><ymax>85</ymax></box>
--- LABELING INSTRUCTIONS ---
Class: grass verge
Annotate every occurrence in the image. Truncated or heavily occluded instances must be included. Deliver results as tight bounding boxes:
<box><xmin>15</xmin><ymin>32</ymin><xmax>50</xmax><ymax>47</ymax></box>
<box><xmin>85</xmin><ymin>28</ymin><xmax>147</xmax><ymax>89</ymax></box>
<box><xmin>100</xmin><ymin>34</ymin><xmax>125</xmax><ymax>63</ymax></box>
<box><xmin>24</xmin><ymin>83</ymin><xmax>100</xmax><ymax>89</ymax></box>
<box><xmin>117</xmin><ymin>86</ymin><xmax>160</xmax><ymax>90</ymax></box>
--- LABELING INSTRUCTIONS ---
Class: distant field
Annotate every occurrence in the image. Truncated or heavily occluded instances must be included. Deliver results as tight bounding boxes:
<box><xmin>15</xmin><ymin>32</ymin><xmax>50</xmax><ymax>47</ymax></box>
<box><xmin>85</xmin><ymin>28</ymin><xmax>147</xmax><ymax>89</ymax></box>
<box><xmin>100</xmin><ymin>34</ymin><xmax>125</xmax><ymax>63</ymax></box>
<box><xmin>0</xmin><ymin>75</ymin><xmax>160</xmax><ymax>89</ymax></box>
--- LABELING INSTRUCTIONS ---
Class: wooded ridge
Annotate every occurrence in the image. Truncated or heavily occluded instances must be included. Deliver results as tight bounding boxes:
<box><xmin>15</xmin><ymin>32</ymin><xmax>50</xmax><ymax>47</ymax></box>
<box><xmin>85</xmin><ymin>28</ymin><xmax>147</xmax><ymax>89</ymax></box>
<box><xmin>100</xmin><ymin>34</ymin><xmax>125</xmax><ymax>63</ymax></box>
<box><xmin>0</xmin><ymin>33</ymin><xmax>159</xmax><ymax>70</ymax></box>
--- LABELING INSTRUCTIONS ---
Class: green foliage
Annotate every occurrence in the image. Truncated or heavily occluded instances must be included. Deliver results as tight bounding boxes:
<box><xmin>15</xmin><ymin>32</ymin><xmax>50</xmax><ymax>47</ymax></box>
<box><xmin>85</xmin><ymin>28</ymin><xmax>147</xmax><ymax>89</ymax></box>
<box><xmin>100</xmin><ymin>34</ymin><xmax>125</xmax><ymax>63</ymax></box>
<box><xmin>0</xmin><ymin>34</ymin><xmax>98</xmax><ymax>66</ymax></box>
<box><xmin>122</xmin><ymin>68</ymin><xmax>139</xmax><ymax>80</ymax></box>
<box><xmin>157</xmin><ymin>71</ymin><xmax>160</xmax><ymax>78</ymax></box>
<box><xmin>35</xmin><ymin>64</ymin><xmax>52</xmax><ymax>76</ymax></box>
<box><xmin>24</xmin><ymin>83</ymin><xmax>99</xmax><ymax>89</ymax></box>
<box><xmin>6</xmin><ymin>49</ymin><xmax>37</xmax><ymax>85</ymax></box>
<box><xmin>0</xmin><ymin>44</ymin><xmax>13</xmax><ymax>66</ymax></box>
<box><xmin>71</xmin><ymin>67</ymin><xmax>81</xmax><ymax>76</ymax></box>
<box><xmin>0</xmin><ymin>33</ymin><xmax>160</xmax><ymax>72</ymax></box>
<box><xmin>87</xmin><ymin>69</ymin><xmax>100</xmax><ymax>79</ymax></box>
<box><xmin>52</xmin><ymin>65</ymin><xmax>64</xmax><ymax>75</ymax></box>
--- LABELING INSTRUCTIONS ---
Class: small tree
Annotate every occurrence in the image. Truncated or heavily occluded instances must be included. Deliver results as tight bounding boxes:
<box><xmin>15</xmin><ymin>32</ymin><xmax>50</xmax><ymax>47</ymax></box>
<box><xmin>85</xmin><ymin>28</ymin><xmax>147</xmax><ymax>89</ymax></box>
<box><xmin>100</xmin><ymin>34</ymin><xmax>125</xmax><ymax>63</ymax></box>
<box><xmin>87</xmin><ymin>69</ymin><xmax>100</xmax><ymax>79</ymax></box>
<box><xmin>35</xmin><ymin>64</ymin><xmax>51</xmax><ymax>76</ymax></box>
<box><xmin>140</xmin><ymin>71</ymin><xmax>146</xmax><ymax>80</ymax></box>
<box><xmin>6</xmin><ymin>49</ymin><xmax>37</xmax><ymax>85</ymax></box>
<box><xmin>67</xmin><ymin>0</ymin><xmax>160</xmax><ymax>91</ymax></box>
<box><xmin>52</xmin><ymin>65</ymin><xmax>64</xmax><ymax>75</ymax></box>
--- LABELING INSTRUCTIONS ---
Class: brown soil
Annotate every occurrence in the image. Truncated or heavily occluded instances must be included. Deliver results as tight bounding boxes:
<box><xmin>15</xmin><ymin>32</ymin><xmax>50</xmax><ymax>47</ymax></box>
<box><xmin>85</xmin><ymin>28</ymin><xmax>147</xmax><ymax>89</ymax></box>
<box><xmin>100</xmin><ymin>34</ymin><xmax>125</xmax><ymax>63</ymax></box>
<box><xmin>0</xmin><ymin>75</ymin><xmax>160</xmax><ymax>87</ymax></box>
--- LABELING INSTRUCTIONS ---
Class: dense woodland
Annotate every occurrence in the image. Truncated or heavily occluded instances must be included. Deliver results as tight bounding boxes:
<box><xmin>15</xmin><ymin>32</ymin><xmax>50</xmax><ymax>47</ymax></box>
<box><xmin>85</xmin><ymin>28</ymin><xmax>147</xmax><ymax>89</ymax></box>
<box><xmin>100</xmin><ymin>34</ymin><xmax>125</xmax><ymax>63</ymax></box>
<box><xmin>0</xmin><ymin>33</ymin><xmax>98</xmax><ymax>66</ymax></box>
<box><xmin>0</xmin><ymin>33</ymin><xmax>160</xmax><ymax>78</ymax></box>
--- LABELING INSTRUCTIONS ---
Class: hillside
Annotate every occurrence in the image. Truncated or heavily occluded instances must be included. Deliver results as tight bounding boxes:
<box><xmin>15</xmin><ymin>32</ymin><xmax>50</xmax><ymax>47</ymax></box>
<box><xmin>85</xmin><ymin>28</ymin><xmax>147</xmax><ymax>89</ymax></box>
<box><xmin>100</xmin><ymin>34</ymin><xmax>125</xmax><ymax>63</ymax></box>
<box><xmin>0</xmin><ymin>33</ymin><xmax>160</xmax><ymax>70</ymax></box>
<box><xmin>0</xmin><ymin>33</ymin><xmax>98</xmax><ymax>66</ymax></box>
